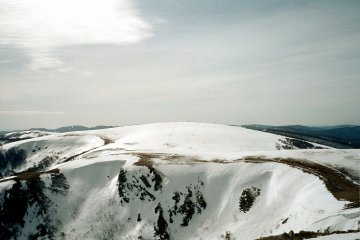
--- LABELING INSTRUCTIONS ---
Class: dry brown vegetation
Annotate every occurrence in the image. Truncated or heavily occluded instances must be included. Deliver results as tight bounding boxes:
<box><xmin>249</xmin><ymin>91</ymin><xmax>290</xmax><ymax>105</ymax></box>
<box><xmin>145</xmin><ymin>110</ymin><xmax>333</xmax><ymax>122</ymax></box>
<box><xmin>132</xmin><ymin>152</ymin><xmax>231</xmax><ymax>166</ymax></box>
<box><xmin>100</xmin><ymin>137</ymin><xmax>114</xmax><ymax>145</ymax></box>
<box><xmin>133</xmin><ymin>153</ymin><xmax>157</xmax><ymax>169</ymax></box>
<box><xmin>0</xmin><ymin>168</ymin><xmax>59</xmax><ymax>183</ymax></box>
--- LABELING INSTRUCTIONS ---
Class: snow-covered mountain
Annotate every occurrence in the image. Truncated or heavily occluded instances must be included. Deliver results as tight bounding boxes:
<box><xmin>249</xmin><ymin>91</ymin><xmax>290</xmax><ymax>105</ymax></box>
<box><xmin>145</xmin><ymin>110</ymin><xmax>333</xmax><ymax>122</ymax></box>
<box><xmin>2</xmin><ymin>130</ymin><xmax>53</xmax><ymax>142</ymax></box>
<box><xmin>0</xmin><ymin>122</ymin><xmax>359</xmax><ymax>240</ymax></box>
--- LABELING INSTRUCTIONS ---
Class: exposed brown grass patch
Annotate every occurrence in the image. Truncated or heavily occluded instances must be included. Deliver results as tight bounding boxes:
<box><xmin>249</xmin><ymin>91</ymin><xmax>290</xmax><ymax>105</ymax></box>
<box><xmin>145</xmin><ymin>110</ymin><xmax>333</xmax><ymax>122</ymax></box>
<box><xmin>16</xmin><ymin>171</ymin><xmax>41</xmax><ymax>181</ymax></box>
<box><xmin>134</xmin><ymin>158</ymin><xmax>154</xmax><ymax>169</ymax></box>
<box><xmin>131</xmin><ymin>152</ymin><xmax>232</xmax><ymax>166</ymax></box>
<box><xmin>0</xmin><ymin>168</ymin><xmax>60</xmax><ymax>183</ymax></box>
<box><xmin>101</xmin><ymin>137</ymin><xmax>114</xmax><ymax>145</ymax></box>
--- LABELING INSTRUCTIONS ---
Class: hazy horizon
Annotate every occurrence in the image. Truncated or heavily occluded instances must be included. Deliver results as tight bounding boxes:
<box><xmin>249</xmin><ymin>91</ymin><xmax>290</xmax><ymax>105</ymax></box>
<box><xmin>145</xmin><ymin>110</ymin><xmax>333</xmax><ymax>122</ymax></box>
<box><xmin>1</xmin><ymin>0</ymin><xmax>360</xmax><ymax>129</ymax></box>
<box><xmin>1</xmin><ymin>122</ymin><xmax>359</xmax><ymax>132</ymax></box>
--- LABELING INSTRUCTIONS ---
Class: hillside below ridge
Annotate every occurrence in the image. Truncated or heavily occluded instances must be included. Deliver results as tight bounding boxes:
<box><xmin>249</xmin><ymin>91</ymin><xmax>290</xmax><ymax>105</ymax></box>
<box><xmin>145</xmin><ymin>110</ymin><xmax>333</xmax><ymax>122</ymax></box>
<box><xmin>0</xmin><ymin>122</ymin><xmax>359</xmax><ymax>240</ymax></box>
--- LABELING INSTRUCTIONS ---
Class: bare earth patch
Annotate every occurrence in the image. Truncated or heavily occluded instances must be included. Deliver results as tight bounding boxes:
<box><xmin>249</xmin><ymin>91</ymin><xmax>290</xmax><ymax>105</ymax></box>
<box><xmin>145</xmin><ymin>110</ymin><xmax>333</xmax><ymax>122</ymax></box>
<box><xmin>0</xmin><ymin>168</ymin><xmax>59</xmax><ymax>183</ymax></box>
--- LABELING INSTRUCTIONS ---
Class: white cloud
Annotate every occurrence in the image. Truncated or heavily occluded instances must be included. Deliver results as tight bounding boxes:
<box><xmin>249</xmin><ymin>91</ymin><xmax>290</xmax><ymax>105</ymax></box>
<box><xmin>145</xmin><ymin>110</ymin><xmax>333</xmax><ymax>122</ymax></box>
<box><xmin>0</xmin><ymin>0</ymin><xmax>152</xmax><ymax>70</ymax></box>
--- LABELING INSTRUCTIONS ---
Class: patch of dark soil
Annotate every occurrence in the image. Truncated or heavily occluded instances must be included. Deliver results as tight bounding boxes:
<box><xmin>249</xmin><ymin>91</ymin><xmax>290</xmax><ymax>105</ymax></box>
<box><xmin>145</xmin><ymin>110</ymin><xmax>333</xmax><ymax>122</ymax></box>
<box><xmin>133</xmin><ymin>153</ymin><xmax>162</xmax><ymax>167</ymax></box>
<box><xmin>17</xmin><ymin>168</ymin><xmax>59</xmax><ymax>181</ymax></box>
<box><xmin>0</xmin><ymin>168</ymin><xmax>60</xmax><ymax>183</ymax></box>
<box><xmin>132</xmin><ymin>152</ymin><xmax>233</xmax><ymax>166</ymax></box>
<box><xmin>101</xmin><ymin>137</ymin><xmax>114</xmax><ymax>145</ymax></box>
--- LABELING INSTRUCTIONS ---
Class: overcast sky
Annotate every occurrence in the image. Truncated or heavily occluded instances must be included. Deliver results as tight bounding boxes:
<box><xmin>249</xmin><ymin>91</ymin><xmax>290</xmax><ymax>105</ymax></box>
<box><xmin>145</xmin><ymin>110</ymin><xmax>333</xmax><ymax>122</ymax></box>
<box><xmin>0</xmin><ymin>0</ymin><xmax>359</xmax><ymax>130</ymax></box>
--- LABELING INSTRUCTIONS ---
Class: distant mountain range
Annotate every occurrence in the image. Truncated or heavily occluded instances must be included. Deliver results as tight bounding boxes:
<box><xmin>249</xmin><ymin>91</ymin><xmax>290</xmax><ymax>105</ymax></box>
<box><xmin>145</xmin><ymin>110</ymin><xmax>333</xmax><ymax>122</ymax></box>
<box><xmin>2</xmin><ymin>124</ymin><xmax>360</xmax><ymax>149</ymax></box>
<box><xmin>241</xmin><ymin>124</ymin><xmax>360</xmax><ymax>149</ymax></box>
<box><xmin>28</xmin><ymin>125</ymin><xmax>117</xmax><ymax>133</ymax></box>
<box><xmin>0</xmin><ymin>125</ymin><xmax>116</xmax><ymax>144</ymax></box>
<box><xmin>0</xmin><ymin>125</ymin><xmax>116</xmax><ymax>134</ymax></box>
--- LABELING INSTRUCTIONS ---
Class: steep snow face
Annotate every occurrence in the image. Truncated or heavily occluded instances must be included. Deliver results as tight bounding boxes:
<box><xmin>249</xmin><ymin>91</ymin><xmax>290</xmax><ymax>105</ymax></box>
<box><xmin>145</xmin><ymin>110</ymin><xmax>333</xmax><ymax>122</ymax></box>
<box><xmin>0</xmin><ymin>122</ymin><xmax>358</xmax><ymax>240</ymax></box>
<box><xmin>53</xmin><ymin>159</ymin><xmax>354</xmax><ymax>240</ymax></box>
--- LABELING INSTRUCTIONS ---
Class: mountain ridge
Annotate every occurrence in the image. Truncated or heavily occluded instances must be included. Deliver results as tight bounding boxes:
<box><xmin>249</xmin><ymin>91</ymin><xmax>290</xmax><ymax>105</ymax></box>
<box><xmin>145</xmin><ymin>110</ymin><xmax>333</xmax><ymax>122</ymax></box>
<box><xmin>0</xmin><ymin>122</ymin><xmax>359</xmax><ymax>239</ymax></box>
<box><xmin>242</xmin><ymin>124</ymin><xmax>360</xmax><ymax>149</ymax></box>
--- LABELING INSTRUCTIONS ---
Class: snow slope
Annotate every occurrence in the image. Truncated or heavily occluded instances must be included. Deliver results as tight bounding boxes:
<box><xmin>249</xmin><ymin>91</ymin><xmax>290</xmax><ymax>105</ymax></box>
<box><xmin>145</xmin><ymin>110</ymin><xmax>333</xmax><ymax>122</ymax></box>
<box><xmin>4</xmin><ymin>130</ymin><xmax>53</xmax><ymax>140</ymax></box>
<box><xmin>0</xmin><ymin>122</ymin><xmax>359</xmax><ymax>240</ymax></box>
